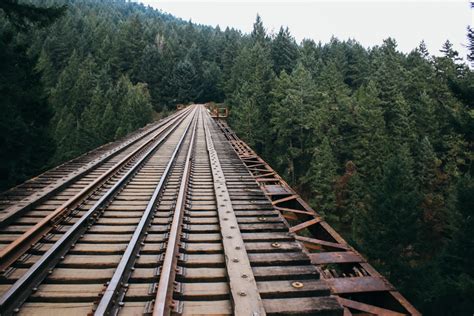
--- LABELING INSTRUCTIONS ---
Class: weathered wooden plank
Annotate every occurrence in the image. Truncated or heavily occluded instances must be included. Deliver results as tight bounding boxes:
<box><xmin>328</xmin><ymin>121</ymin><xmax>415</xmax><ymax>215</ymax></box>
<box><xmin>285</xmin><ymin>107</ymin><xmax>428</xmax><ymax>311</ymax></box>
<box><xmin>178</xmin><ymin>300</ymin><xmax>232</xmax><ymax>315</ymax></box>
<box><xmin>253</xmin><ymin>266</ymin><xmax>320</xmax><ymax>281</ymax></box>
<box><xmin>18</xmin><ymin>302</ymin><xmax>94</xmax><ymax>315</ymax></box>
<box><xmin>30</xmin><ymin>284</ymin><xmax>103</xmax><ymax>301</ymax></box>
<box><xmin>326</xmin><ymin>276</ymin><xmax>393</xmax><ymax>294</ymax></box>
<box><xmin>309</xmin><ymin>252</ymin><xmax>363</xmax><ymax>265</ymax></box>
<box><xmin>262</xmin><ymin>297</ymin><xmax>343</xmax><ymax>315</ymax></box>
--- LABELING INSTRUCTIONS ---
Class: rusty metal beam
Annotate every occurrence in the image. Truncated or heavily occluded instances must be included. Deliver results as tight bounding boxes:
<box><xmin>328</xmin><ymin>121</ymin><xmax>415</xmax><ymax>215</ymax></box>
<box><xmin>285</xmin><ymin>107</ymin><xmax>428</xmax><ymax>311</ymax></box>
<box><xmin>289</xmin><ymin>217</ymin><xmax>323</xmax><ymax>233</ymax></box>
<box><xmin>203</xmin><ymin>108</ymin><xmax>265</xmax><ymax>316</ymax></box>
<box><xmin>214</xmin><ymin>118</ymin><xmax>421</xmax><ymax>316</ymax></box>
<box><xmin>337</xmin><ymin>297</ymin><xmax>405</xmax><ymax>316</ymax></box>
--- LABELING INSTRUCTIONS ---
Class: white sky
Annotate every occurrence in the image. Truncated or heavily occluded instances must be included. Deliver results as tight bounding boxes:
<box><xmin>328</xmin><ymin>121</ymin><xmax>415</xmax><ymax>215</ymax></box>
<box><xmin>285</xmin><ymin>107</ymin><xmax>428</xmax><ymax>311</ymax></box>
<box><xmin>139</xmin><ymin>0</ymin><xmax>473</xmax><ymax>58</ymax></box>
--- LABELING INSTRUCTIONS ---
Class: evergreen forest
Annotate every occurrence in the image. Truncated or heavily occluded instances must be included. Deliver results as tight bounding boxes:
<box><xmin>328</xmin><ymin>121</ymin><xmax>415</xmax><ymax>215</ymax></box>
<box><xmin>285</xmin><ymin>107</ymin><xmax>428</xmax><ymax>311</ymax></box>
<box><xmin>0</xmin><ymin>0</ymin><xmax>473</xmax><ymax>314</ymax></box>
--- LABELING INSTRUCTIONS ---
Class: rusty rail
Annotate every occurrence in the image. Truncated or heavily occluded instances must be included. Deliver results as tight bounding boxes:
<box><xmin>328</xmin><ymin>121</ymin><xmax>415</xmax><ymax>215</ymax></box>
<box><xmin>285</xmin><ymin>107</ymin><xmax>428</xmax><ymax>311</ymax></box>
<box><xmin>0</xmin><ymin>108</ymin><xmax>192</xmax><ymax>272</ymax></box>
<box><xmin>153</xmin><ymin>108</ymin><xmax>198</xmax><ymax>315</ymax></box>
<box><xmin>0</xmin><ymin>107</ymin><xmax>192</xmax><ymax>227</ymax></box>
<box><xmin>0</xmin><ymin>107</ymin><xmax>198</xmax><ymax>314</ymax></box>
<box><xmin>94</xmin><ymin>109</ymin><xmax>198</xmax><ymax>315</ymax></box>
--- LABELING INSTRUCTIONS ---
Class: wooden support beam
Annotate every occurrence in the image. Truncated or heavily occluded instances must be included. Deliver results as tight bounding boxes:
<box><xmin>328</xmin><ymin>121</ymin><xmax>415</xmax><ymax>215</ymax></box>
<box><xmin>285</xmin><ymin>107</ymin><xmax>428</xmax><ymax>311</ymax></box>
<box><xmin>309</xmin><ymin>251</ymin><xmax>363</xmax><ymax>264</ymax></box>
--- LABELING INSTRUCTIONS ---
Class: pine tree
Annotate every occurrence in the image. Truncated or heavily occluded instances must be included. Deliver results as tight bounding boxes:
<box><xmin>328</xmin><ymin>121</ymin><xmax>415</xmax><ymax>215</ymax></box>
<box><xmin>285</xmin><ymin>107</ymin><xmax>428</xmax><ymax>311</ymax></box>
<box><xmin>270</xmin><ymin>63</ymin><xmax>314</xmax><ymax>182</ymax></box>
<box><xmin>271</xmin><ymin>27</ymin><xmax>299</xmax><ymax>75</ymax></box>
<box><xmin>228</xmin><ymin>42</ymin><xmax>274</xmax><ymax>152</ymax></box>
<box><xmin>427</xmin><ymin>176</ymin><xmax>474</xmax><ymax>315</ymax></box>
<box><xmin>49</xmin><ymin>53</ymin><xmax>98</xmax><ymax>162</ymax></box>
<box><xmin>114</xmin><ymin>76</ymin><xmax>153</xmax><ymax>138</ymax></box>
<box><xmin>351</xmin><ymin>81</ymin><xmax>388</xmax><ymax>179</ymax></box>
<box><xmin>250</xmin><ymin>14</ymin><xmax>267</xmax><ymax>46</ymax></box>
<box><xmin>231</xmin><ymin>82</ymin><xmax>262</xmax><ymax>148</ymax></box>
<box><xmin>467</xmin><ymin>26</ymin><xmax>474</xmax><ymax>66</ymax></box>
<box><xmin>307</xmin><ymin>137</ymin><xmax>338</xmax><ymax>222</ymax></box>
<box><xmin>417</xmin><ymin>40</ymin><xmax>430</xmax><ymax>59</ymax></box>
<box><xmin>299</xmin><ymin>39</ymin><xmax>322</xmax><ymax>79</ymax></box>
<box><xmin>171</xmin><ymin>58</ymin><xmax>199</xmax><ymax>104</ymax></box>
<box><xmin>117</xmin><ymin>14</ymin><xmax>146</xmax><ymax>81</ymax></box>
<box><xmin>343</xmin><ymin>41</ymin><xmax>369</xmax><ymax>89</ymax></box>
<box><xmin>0</xmin><ymin>18</ymin><xmax>55</xmax><ymax>190</ymax></box>
<box><xmin>0</xmin><ymin>0</ymin><xmax>65</xmax><ymax>30</ymax></box>
<box><xmin>354</xmin><ymin>146</ymin><xmax>421</xmax><ymax>291</ymax></box>
<box><xmin>414</xmin><ymin>137</ymin><xmax>454</xmax><ymax>258</ymax></box>
<box><xmin>138</xmin><ymin>44</ymin><xmax>165</xmax><ymax>110</ymax></box>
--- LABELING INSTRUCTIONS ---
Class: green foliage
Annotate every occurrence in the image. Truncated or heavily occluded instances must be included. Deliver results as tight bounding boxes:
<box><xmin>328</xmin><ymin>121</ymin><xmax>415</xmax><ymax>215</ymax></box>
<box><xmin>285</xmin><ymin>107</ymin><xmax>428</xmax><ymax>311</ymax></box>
<box><xmin>306</xmin><ymin>137</ymin><xmax>337</xmax><ymax>221</ymax></box>
<box><xmin>227</xmin><ymin>15</ymin><xmax>473</xmax><ymax>314</ymax></box>
<box><xmin>228</xmin><ymin>40</ymin><xmax>274</xmax><ymax>152</ymax></box>
<box><xmin>0</xmin><ymin>2</ymin><xmax>57</xmax><ymax>191</ymax></box>
<box><xmin>0</xmin><ymin>0</ymin><xmax>65</xmax><ymax>30</ymax></box>
<box><xmin>271</xmin><ymin>27</ymin><xmax>299</xmax><ymax>75</ymax></box>
<box><xmin>1</xmin><ymin>2</ymin><xmax>473</xmax><ymax>314</ymax></box>
<box><xmin>354</xmin><ymin>147</ymin><xmax>421</xmax><ymax>289</ymax></box>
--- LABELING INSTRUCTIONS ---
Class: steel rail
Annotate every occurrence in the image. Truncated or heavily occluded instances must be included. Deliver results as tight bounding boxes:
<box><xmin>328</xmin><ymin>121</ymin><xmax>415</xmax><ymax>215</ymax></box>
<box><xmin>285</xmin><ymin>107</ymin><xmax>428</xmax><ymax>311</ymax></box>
<box><xmin>0</xmin><ymin>106</ymin><xmax>198</xmax><ymax>315</ymax></box>
<box><xmin>202</xmin><ymin>107</ymin><xmax>266</xmax><ymax>316</ymax></box>
<box><xmin>153</xmin><ymin>108</ymin><xmax>200</xmax><ymax>316</ymax></box>
<box><xmin>94</xmin><ymin>107</ymin><xmax>199</xmax><ymax>316</ymax></box>
<box><xmin>0</xmin><ymin>107</ymin><xmax>192</xmax><ymax>272</ymax></box>
<box><xmin>0</xmin><ymin>106</ymin><xmax>192</xmax><ymax>227</ymax></box>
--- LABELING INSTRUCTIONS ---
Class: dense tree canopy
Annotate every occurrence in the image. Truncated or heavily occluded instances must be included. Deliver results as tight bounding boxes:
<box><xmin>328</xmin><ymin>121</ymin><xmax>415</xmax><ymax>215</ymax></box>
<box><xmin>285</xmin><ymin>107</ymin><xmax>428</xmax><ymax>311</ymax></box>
<box><xmin>0</xmin><ymin>1</ymin><xmax>473</xmax><ymax>313</ymax></box>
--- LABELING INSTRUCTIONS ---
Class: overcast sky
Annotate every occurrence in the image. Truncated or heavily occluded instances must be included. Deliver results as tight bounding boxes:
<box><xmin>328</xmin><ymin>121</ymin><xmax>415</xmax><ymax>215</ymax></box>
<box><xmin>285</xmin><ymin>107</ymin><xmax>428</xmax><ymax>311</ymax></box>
<box><xmin>139</xmin><ymin>0</ymin><xmax>473</xmax><ymax>58</ymax></box>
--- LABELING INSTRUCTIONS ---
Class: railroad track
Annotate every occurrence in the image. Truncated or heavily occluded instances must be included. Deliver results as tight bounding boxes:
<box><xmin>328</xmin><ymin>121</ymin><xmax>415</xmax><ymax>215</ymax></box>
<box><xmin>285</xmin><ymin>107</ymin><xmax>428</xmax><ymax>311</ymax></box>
<box><xmin>0</xmin><ymin>105</ymin><xmax>344</xmax><ymax>315</ymax></box>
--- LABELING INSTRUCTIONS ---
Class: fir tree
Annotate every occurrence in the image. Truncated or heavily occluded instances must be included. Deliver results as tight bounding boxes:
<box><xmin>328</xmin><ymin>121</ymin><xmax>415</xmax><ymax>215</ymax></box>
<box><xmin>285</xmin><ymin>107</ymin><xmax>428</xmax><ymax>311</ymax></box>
<box><xmin>271</xmin><ymin>27</ymin><xmax>299</xmax><ymax>75</ymax></box>
<box><xmin>354</xmin><ymin>146</ymin><xmax>421</xmax><ymax>291</ymax></box>
<box><xmin>307</xmin><ymin>137</ymin><xmax>338</xmax><ymax>222</ymax></box>
<box><xmin>467</xmin><ymin>26</ymin><xmax>474</xmax><ymax>66</ymax></box>
<box><xmin>250</xmin><ymin>14</ymin><xmax>267</xmax><ymax>46</ymax></box>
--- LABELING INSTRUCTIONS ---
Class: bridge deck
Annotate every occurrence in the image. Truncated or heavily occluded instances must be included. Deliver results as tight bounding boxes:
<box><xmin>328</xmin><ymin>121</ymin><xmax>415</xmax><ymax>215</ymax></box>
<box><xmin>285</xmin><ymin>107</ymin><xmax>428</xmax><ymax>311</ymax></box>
<box><xmin>0</xmin><ymin>104</ymin><xmax>417</xmax><ymax>315</ymax></box>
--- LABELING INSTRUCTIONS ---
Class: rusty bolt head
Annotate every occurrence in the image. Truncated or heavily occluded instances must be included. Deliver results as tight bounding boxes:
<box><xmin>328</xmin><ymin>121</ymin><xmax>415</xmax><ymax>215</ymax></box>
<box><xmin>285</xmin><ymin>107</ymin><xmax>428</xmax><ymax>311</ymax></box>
<box><xmin>241</xmin><ymin>274</ymin><xmax>248</xmax><ymax>278</ymax></box>
<box><xmin>238</xmin><ymin>291</ymin><xmax>247</xmax><ymax>296</ymax></box>
<box><xmin>232</xmin><ymin>258</ymin><xmax>239</xmax><ymax>263</ymax></box>
<box><xmin>271</xmin><ymin>242</ymin><xmax>281</xmax><ymax>248</ymax></box>
<box><xmin>291</xmin><ymin>281</ymin><xmax>304</xmax><ymax>288</ymax></box>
